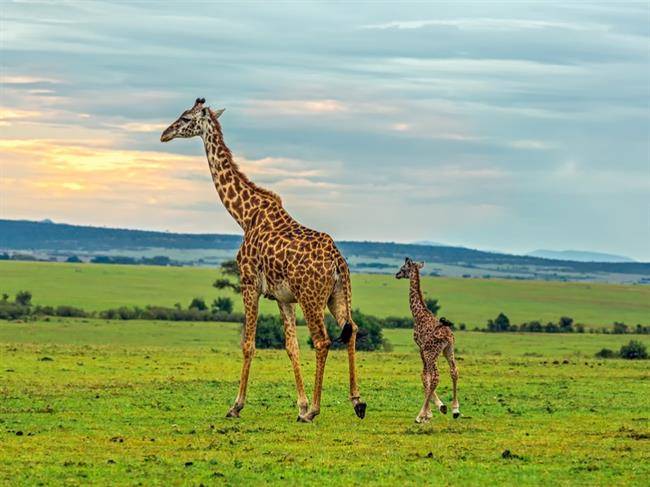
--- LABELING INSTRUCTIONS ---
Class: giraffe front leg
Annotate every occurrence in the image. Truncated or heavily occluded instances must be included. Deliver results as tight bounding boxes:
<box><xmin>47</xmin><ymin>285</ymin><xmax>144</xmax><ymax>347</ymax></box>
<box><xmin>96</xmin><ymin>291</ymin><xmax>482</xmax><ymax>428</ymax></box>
<box><xmin>416</xmin><ymin>351</ymin><xmax>440</xmax><ymax>423</ymax></box>
<box><xmin>226</xmin><ymin>285</ymin><xmax>260</xmax><ymax>418</ymax></box>
<box><xmin>278</xmin><ymin>302</ymin><xmax>309</xmax><ymax>417</ymax></box>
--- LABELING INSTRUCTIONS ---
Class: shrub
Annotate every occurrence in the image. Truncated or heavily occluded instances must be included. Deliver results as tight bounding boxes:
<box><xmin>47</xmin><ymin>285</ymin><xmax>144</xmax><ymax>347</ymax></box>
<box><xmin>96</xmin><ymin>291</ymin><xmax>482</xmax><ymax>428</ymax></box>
<box><xmin>254</xmin><ymin>314</ymin><xmax>285</xmax><ymax>349</ymax></box>
<box><xmin>54</xmin><ymin>305</ymin><xmax>88</xmax><ymax>317</ymax></box>
<box><xmin>424</xmin><ymin>298</ymin><xmax>440</xmax><ymax>315</ymax></box>
<box><xmin>66</xmin><ymin>255</ymin><xmax>82</xmax><ymax>263</ymax></box>
<box><xmin>188</xmin><ymin>297</ymin><xmax>208</xmax><ymax>311</ymax></box>
<box><xmin>212</xmin><ymin>297</ymin><xmax>234</xmax><ymax>314</ymax></box>
<box><xmin>612</xmin><ymin>322</ymin><xmax>629</xmax><ymax>334</ymax></box>
<box><xmin>308</xmin><ymin>310</ymin><xmax>387</xmax><ymax>352</ymax></box>
<box><xmin>559</xmin><ymin>316</ymin><xmax>574</xmax><ymax>333</ymax></box>
<box><xmin>544</xmin><ymin>322</ymin><xmax>560</xmax><ymax>333</ymax></box>
<box><xmin>382</xmin><ymin>316</ymin><xmax>413</xmax><ymax>328</ymax></box>
<box><xmin>595</xmin><ymin>348</ymin><xmax>617</xmax><ymax>358</ymax></box>
<box><xmin>0</xmin><ymin>302</ymin><xmax>30</xmax><ymax>320</ymax></box>
<box><xmin>487</xmin><ymin>313</ymin><xmax>511</xmax><ymax>332</ymax></box>
<box><xmin>15</xmin><ymin>290</ymin><xmax>32</xmax><ymax>306</ymax></box>
<box><xmin>619</xmin><ymin>340</ymin><xmax>647</xmax><ymax>360</ymax></box>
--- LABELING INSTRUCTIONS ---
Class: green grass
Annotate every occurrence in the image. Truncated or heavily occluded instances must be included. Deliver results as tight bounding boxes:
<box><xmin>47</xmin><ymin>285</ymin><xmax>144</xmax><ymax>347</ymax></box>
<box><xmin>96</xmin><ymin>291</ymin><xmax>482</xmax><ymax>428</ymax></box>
<box><xmin>2</xmin><ymin>261</ymin><xmax>649</xmax><ymax>328</ymax></box>
<box><xmin>1</xmin><ymin>319</ymin><xmax>648</xmax><ymax>485</ymax></box>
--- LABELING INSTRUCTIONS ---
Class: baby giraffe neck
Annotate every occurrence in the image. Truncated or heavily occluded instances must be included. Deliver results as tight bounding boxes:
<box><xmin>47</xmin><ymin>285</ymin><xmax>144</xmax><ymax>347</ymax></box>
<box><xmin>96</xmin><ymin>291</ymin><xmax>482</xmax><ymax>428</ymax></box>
<box><xmin>409</xmin><ymin>268</ymin><xmax>428</xmax><ymax>321</ymax></box>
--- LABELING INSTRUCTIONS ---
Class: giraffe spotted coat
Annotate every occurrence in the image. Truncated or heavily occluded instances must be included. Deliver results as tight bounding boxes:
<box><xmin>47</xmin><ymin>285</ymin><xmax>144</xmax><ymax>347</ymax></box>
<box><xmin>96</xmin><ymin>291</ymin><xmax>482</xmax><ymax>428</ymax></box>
<box><xmin>396</xmin><ymin>257</ymin><xmax>460</xmax><ymax>422</ymax></box>
<box><xmin>161</xmin><ymin>98</ymin><xmax>365</xmax><ymax>422</ymax></box>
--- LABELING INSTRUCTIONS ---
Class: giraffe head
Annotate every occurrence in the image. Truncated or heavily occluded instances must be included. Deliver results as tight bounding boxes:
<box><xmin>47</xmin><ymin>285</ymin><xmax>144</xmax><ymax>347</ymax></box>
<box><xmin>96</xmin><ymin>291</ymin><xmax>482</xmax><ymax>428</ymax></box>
<box><xmin>395</xmin><ymin>257</ymin><xmax>424</xmax><ymax>279</ymax></box>
<box><xmin>160</xmin><ymin>98</ymin><xmax>225</xmax><ymax>142</ymax></box>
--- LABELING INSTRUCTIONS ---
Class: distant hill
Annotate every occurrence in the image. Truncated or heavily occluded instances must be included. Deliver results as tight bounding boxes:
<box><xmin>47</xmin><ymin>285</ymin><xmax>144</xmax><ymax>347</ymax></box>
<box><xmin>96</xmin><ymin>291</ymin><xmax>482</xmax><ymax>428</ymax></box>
<box><xmin>1</xmin><ymin>219</ymin><xmax>649</xmax><ymax>282</ymax></box>
<box><xmin>528</xmin><ymin>249</ymin><xmax>635</xmax><ymax>263</ymax></box>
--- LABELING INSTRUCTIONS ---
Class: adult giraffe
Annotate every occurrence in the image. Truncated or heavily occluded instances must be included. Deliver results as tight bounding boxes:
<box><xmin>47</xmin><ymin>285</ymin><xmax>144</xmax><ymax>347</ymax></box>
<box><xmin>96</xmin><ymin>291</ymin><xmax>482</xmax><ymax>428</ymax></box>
<box><xmin>161</xmin><ymin>98</ymin><xmax>366</xmax><ymax>422</ymax></box>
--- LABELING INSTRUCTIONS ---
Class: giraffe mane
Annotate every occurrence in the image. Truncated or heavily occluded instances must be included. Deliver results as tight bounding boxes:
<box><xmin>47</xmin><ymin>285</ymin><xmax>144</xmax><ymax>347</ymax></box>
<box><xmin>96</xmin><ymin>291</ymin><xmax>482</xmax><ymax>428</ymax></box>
<box><xmin>208</xmin><ymin>109</ymin><xmax>283</xmax><ymax>206</ymax></box>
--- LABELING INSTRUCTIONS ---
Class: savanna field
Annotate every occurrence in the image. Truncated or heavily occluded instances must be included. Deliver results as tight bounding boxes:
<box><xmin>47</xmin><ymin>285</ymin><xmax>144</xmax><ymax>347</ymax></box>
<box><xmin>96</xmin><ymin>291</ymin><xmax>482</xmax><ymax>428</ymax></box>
<box><xmin>1</xmin><ymin>261</ymin><xmax>649</xmax><ymax>485</ymax></box>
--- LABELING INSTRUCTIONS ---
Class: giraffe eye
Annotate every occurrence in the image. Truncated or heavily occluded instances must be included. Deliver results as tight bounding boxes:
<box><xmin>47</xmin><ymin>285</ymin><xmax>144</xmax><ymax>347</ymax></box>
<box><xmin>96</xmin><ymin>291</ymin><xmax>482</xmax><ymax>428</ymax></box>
<box><xmin>181</xmin><ymin>117</ymin><xmax>191</xmax><ymax>122</ymax></box>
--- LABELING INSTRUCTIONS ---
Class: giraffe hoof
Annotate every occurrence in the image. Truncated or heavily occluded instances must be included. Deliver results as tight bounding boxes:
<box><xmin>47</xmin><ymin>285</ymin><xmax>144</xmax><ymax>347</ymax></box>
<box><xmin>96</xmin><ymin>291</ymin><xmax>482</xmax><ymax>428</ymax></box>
<box><xmin>297</xmin><ymin>414</ymin><xmax>313</xmax><ymax>423</ymax></box>
<box><xmin>439</xmin><ymin>404</ymin><xmax>448</xmax><ymax>415</ymax></box>
<box><xmin>415</xmin><ymin>415</ymin><xmax>429</xmax><ymax>424</ymax></box>
<box><xmin>452</xmin><ymin>408</ymin><xmax>461</xmax><ymax>419</ymax></box>
<box><xmin>225</xmin><ymin>407</ymin><xmax>241</xmax><ymax>418</ymax></box>
<box><xmin>354</xmin><ymin>401</ymin><xmax>367</xmax><ymax>419</ymax></box>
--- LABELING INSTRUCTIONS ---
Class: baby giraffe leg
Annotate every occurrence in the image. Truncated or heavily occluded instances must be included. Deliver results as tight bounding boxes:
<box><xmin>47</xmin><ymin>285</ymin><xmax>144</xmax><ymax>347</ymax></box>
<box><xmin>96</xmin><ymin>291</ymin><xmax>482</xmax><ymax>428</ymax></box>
<box><xmin>444</xmin><ymin>343</ymin><xmax>460</xmax><ymax>418</ymax></box>
<box><xmin>416</xmin><ymin>351</ymin><xmax>440</xmax><ymax>423</ymax></box>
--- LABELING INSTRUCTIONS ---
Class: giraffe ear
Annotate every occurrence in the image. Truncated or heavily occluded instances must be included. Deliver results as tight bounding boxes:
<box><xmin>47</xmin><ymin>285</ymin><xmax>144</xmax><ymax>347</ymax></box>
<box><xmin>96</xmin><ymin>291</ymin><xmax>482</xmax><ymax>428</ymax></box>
<box><xmin>417</xmin><ymin>261</ymin><xmax>424</xmax><ymax>269</ymax></box>
<box><xmin>405</xmin><ymin>257</ymin><xmax>412</xmax><ymax>264</ymax></box>
<box><xmin>213</xmin><ymin>108</ymin><xmax>225</xmax><ymax>119</ymax></box>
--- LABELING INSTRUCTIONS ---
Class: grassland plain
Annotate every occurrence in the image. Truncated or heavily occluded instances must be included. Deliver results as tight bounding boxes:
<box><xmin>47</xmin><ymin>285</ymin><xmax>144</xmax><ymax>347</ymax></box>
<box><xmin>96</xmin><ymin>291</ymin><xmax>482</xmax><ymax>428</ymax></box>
<box><xmin>1</xmin><ymin>319</ymin><xmax>649</xmax><ymax>486</ymax></box>
<box><xmin>2</xmin><ymin>261</ymin><xmax>649</xmax><ymax>328</ymax></box>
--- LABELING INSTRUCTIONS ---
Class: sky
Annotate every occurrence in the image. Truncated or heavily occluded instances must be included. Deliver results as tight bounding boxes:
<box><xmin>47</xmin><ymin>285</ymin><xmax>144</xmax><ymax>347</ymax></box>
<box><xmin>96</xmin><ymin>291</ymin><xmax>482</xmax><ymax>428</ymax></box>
<box><xmin>1</xmin><ymin>1</ymin><xmax>649</xmax><ymax>260</ymax></box>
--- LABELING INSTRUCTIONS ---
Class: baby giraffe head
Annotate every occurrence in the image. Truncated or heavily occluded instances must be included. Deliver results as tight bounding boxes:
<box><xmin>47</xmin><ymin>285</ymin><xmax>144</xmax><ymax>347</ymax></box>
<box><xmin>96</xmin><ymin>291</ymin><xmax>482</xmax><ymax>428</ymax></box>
<box><xmin>395</xmin><ymin>257</ymin><xmax>424</xmax><ymax>279</ymax></box>
<box><xmin>160</xmin><ymin>97</ymin><xmax>225</xmax><ymax>142</ymax></box>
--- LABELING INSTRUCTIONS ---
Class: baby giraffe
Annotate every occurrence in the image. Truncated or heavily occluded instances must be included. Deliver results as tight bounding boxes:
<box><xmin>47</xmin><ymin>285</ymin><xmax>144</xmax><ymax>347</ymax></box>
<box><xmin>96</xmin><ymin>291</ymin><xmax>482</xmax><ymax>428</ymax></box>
<box><xmin>396</xmin><ymin>258</ymin><xmax>460</xmax><ymax>423</ymax></box>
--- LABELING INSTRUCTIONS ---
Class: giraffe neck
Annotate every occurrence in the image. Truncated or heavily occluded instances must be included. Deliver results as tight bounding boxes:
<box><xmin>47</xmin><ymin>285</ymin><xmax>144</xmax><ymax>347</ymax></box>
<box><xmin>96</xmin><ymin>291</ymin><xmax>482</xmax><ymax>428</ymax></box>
<box><xmin>201</xmin><ymin>117</ymin><xmax>281</xmax><ymax>231</ymax></box>
<box><xmin>409</xmin><ymin>268</ymin><xmax>429</xmax><ymax>322</ymax></box>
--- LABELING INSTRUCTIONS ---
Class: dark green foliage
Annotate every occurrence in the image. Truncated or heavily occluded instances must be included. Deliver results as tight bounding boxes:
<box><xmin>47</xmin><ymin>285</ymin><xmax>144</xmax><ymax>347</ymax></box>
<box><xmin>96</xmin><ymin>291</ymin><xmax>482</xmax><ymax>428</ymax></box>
<box><xmin>308</xmin><ymin>310</ymin><xmax>387</xmax><ymax>351</ymax></box>
<box><xmin>0</xmin><ymin>301</ymin><xmax>30</xmax><ymax>319</ymax></box>
<box><xmin>487</xmin><ymin>313</ymin><xmax>511</xmax><ymax>332</ymax></box>
<box><xmin>213</xmin><ymin>278</ymin><xmax>241</xmax><ymax>294</ymax></box>
<box><xmin>424</xmin><ymin>298</ymin><xmax>440</xmax><ymax>315</ymax></box>
<box><xmin>595</xmin><ymin>348</ymin><xmax>617</xmax><ymax>358</ymax></box>
<box><xmin>612</xmin><ymin>322</ymin><xmax>629</xmax><ymax>334</ymax></box>
<box><xmin>15</xmin><ymin>290</ymin><xmax>32</xmax><ymax>306</ymax></box>
<box><xmin>254</xmin><ymin>315</ymin><xmax>285</xmax><ymax>349</ymax></box>
<box><xmin>188</xmin><ymin>297</ymin><xmax>208</xmax><ymax>311</ymax></box>
<box><xmin>220</xmin><ymin>260</ymin><xmax>240</xmax><ymax>277</ymax></box>
<box><xmin>559</xmin><ymin>316</ymin><xmax>574</xmax><ymax>332</ymax></box>
<box><xmin>212</xmin><ymin>297</ymin><xmax>234</xmax><ymax>314</ymax></box>
<box><xmin>66</xmin><ymin>255</ymin><xmax>82</xmax><ymax>263</ymax></box>
<box><xmin>544</xmin><ymin>322</ymin><xmax>560</xmax><ymax>333</ymax></box>
<box><xmin>382</xmin><ymin>316</ymin><xmax>413</xmax><ymax>328</ymax></box>
<box><xmin>619</xmin><ymin>340</ymin><xmax>647</xmax><ymax>360</ymax></box>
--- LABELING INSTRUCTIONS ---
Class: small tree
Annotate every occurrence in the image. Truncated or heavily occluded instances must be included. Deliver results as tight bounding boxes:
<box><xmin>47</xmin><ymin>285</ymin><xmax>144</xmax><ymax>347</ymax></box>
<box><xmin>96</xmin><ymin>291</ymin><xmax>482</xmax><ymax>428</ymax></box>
<box><xmin>1</xmin><ymin>293</ymin><xmax>8</xmax><ymax>302</ymax></box>
<box><xmin>559</xmin><ymin>316</ymin><xmax>574</xmax><ymax>333</ymax></box>
<box><xmin>612</xmin><ymin>322</ymin><xmax>629</xmax><ymax>334</ymax></box>
<box><xmin>595</xmin><ymin>348</ymin><xmax>617</xmax><ymax>359</ymax></box>
<box><xmin>619</xmin><ymin>340</ymin><xmax>647</xmax><ymax>360</ymax></box>
<box><xmin>220</xmin><ymin>260</ymin><xmax>240</xmax><ymax>277</ymax></box>
<box><xmin>254</xmin><ymin>315</ymin><xmax>285</xmax><ymax>349</ymax></box>
<box><xmin>189</xmin><ymin>297</ymin><xmax>208</xmax><ymax>311</ymax></box>
<box><xmin>487</xmin><ymin>313</ymin><xmax>510</xmax><ymax>332</ymax></box>
<box><xmin>66</xmin><ymin>255</ymin><xmax>82</xmax><ymax>263</ymax></box>
<box><xmin>212</xmin><ymin>297</ymin><xmax>234</xmax><ymax>314</ymax></box>
<box><xmin>15</xmin><ymin>290</ymin><xmax>32</xmax><ymax>306</ymax></box>
<box><xmin>424</xmin><ymin>298</ymin><xmax>440</xmax><ymax>315</ymax></box>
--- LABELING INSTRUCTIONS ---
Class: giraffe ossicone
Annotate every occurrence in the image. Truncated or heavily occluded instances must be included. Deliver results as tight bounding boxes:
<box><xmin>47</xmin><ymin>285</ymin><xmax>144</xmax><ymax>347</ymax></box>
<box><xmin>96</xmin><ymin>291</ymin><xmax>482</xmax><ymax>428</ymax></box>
<box><xmin>161</xmin><ymin>98</ymin><xmax>366</xmax><ymax>422</ymax></box>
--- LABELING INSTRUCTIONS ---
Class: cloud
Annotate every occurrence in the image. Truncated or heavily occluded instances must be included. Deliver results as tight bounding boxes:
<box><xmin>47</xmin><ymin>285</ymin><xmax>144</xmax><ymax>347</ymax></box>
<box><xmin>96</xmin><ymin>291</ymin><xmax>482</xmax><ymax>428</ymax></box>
<box><xmin>1</xmin><ymin>1</ymin><xmax>648</xmax><ymax>259</ymax></box>
<box><xmin>360</xmin><ymin>18</ymin><xmax>608</xmax><ymax>32</ymax></box>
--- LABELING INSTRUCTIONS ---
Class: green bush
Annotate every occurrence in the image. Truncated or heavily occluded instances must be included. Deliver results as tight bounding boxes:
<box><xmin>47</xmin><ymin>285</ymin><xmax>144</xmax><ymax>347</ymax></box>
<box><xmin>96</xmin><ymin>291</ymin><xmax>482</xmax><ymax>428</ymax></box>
<box><xmin>595</xmin><ymin>348</ymin><xmax>617</xmax><ymax>359</ymax></box>
<box><xmin>308</xmin><ymin>310</ymin><xmax>387</xmax><ymax>352</ymax></box>
<box><xmin>15</xmin><ymin>290</ymin><xmax>32</xmax><ymax>306</ymax></box>
<box><xmin>212</xmin><ymin>297</ymin><xmax>234</xmax><ymax>314</ymax></box>
<box><xmin>254</xmin><ymin>315</ymin><xmax>285</xmax><ymax>349</ymax></box>
<box><xmin>188</xmin><ymin>297</ymin><xmax>208</xmax><ymax>311</ymax></box>
<box><xmin>424</xmin><ymin>298</ymin><xmax>440</xmax><ymax>315</ymax></box>
<box><xmin>619</xmin><ymin>340</ymin><xmax>647</xmax><ymax>360</ymax></box>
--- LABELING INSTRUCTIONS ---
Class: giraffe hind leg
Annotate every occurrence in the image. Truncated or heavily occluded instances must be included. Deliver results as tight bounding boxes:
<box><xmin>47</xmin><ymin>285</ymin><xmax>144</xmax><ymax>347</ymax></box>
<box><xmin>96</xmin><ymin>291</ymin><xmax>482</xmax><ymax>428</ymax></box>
<box><xmin>327</xmin><ymin>290</ymin><xmax>366</xmax><ymax>418</ymax></box>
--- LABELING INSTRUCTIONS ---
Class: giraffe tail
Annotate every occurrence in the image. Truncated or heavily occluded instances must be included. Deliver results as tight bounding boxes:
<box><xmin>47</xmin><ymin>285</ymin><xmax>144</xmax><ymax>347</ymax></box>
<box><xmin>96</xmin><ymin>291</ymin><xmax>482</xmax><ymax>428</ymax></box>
<box><xmin>334</xmin><ymin>251</ymin><xmax>355</xmax><ymax>344</ymax></box>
